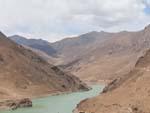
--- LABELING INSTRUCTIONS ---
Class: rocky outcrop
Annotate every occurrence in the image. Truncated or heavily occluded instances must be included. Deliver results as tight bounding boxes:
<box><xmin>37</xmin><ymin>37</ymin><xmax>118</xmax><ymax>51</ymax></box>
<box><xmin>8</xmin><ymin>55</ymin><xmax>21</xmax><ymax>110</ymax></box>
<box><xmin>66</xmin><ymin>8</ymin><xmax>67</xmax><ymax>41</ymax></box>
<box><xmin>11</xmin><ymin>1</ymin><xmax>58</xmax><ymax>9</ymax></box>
<box><xmin>11</xmin><ymin>98</ymin><xmax>32</xmax><ymax>110</ymax></box>
<box><xmin>0</xmin><ymin>98</ymin><xmax>32</xmax><ymax>110</ymax></box>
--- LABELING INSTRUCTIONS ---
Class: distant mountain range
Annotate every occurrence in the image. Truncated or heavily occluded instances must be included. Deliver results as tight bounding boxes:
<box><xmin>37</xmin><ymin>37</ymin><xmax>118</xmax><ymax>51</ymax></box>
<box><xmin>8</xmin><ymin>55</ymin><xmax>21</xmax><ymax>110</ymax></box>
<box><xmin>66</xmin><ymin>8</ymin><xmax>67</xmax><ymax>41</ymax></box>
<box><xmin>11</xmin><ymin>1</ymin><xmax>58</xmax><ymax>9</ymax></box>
<box><xmin>9</xmin><ymin>24</ymin><xmax>150</xmax><ymax>83</ymax></box>
<box><xmin>0</xmin><ymin>32</ymin><xmax>88</xmax><ymax>100</ymax></box>
<box><xmin>9</xmin><ymin>35</ymin><xmax>57</xmax><ymax>57</ymax></box>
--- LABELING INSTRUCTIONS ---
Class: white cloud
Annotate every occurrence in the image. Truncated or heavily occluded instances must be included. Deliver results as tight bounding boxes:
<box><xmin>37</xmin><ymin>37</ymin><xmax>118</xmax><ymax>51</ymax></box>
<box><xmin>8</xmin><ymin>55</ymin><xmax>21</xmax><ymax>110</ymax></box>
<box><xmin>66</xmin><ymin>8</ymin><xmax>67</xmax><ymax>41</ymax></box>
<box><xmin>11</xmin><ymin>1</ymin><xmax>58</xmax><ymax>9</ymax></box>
<box><xmin>0</xmin><ymin>0</ymin><xmax>150</xmax><ymax>42</ymax></box>
<box><xmin>144</xmin><ymin>0</ymin><xmax>150</xmax><ymax>6</ymax></box>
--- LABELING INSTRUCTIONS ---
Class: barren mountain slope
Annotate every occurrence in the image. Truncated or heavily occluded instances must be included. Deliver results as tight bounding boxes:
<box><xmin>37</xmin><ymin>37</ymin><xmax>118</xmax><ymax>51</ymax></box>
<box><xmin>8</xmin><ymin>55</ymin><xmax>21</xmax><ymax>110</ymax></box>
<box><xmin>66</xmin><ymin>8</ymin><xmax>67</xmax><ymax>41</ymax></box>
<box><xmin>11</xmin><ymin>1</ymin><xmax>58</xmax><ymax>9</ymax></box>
<box><xmin>54</xmin><ymin>25</ymin><xmax>150</xmax><ymax>83</ymax></box>
<box><xmin>52</xmin><ymin>31</ymin><xmax>113</xmax><ymax>64</ymax></box>
<box><xmin>0</xmin><ymin>32</ymin><xmax>88</xmax><ymax>100</ymax></box>
<box><xmin>9</xmin><ymin>25</ymin><xmax>150</xmax><ymax>83</ymax></box>
<box><xmin>76</xmin><ymin>49</ymin><xmax>150</xmax><ymax>113</ymax></box>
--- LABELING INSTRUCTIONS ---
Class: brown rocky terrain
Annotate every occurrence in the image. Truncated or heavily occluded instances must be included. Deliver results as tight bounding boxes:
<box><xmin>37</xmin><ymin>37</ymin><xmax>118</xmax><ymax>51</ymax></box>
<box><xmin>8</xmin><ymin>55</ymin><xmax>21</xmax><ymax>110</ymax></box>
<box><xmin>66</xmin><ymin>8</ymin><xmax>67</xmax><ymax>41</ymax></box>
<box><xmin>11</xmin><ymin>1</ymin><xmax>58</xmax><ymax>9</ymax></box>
<box><xmin>75</xmin><ymin>48</ymin><xmax>150</xmax><ymax>113</ymax></box>
<box><xmin>53</xmin><ymin>25</ymin><xmax>150</xmax><ymax>83</ymax></box>
<box><xmin>10</xmin><ymin>25</ymin><xmax>150</xmax><ymax>84</ymax></box>
<box><xmin>0</xmin><ymin>31</ymin><xmax>88</xmax><ymax>100</ymax></box>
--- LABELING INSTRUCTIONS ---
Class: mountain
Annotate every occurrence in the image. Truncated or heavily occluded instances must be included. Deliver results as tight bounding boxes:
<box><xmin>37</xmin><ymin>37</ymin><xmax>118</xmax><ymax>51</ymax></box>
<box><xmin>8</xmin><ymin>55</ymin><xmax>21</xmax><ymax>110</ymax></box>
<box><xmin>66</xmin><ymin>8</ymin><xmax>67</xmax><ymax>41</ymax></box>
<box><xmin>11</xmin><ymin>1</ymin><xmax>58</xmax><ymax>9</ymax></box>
<box><xmin>52</xmin><ymin>31</ymin><xmax>112</xmax><ymax>64</ymax></box>
<box><xmin>0</xmin><ymin>32</ymin><xmax>88</xmax><ymax>100</ymax></box>
<box><xmin>50</xmin><ymin>25</ymin><xmax>150</xmax><ymax>83</ymax></box>
<box><xmin>9</xmin><ymin>25</ymin><xmax>150</xmax><ymax>84</ymax></box>
<box><xmin>76</xmin><ymin>48</ymin><xmax>150</xmax><ymax>113</ymax></box>
<box><xmin>9</xmin><ymin>35</ymin><xmax>57</xmax><ymax>57</ymax></box>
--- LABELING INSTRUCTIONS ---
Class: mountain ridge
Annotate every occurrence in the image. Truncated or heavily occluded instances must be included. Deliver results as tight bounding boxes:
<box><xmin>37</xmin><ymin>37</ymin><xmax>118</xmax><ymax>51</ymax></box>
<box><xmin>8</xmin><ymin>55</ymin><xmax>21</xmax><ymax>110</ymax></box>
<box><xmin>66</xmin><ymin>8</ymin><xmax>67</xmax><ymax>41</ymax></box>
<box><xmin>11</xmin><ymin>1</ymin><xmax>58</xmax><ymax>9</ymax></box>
<box><xmin>9</xmin><ymin>24</ymin><xmax>150</xmax><ymax>83</ymax></box>
<box><xmin>9</xmin><ymin>35</ymin><xmax>57</xmax><ymax>57</ymax></box>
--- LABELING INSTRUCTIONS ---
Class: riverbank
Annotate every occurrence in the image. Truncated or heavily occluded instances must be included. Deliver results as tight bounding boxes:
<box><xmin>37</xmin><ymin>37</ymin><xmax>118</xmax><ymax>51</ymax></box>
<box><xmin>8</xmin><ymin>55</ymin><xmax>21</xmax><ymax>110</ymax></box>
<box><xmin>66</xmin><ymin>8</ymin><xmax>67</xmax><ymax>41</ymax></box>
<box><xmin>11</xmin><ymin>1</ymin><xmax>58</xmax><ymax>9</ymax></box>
<box><xmin>31</xmin><ymin>86</ymin><xmax>91</xmax><ymax>100</ymax></box>
<box><xmin>0</xmin><ymin>85</ymin><xmax>104</xmax><ymax>113</ymax></box>
<box><xmin>0</xmin><ymin>85</ymin><xmax>90</xmax><ymax>110</ymax></box>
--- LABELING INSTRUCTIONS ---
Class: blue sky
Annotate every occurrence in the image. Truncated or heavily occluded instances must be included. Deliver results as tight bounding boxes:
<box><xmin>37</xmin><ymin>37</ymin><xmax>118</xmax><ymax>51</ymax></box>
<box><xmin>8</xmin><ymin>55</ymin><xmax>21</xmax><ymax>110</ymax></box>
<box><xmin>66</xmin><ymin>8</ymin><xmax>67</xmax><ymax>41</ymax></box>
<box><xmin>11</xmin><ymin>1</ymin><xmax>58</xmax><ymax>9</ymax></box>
<box><xmin>0</xmin><ymin>0</ymin><xmax>150</xmax><ymax>42</ymax></box>
<box><xmin>144</xmin><ymin>4</ymin><xmax>150</xmax><ymax>14</ymax></box>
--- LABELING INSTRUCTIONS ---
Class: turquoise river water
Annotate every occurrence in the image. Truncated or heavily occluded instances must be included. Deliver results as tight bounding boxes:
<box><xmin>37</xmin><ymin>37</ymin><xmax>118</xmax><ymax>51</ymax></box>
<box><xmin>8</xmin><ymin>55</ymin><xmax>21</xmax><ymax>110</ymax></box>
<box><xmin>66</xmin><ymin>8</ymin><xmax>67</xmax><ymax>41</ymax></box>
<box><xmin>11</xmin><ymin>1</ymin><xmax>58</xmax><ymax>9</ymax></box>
<box><xmin>0</xmin><ymin>85</ymin><xmax>104</xmax><ymax>113</ymax></box>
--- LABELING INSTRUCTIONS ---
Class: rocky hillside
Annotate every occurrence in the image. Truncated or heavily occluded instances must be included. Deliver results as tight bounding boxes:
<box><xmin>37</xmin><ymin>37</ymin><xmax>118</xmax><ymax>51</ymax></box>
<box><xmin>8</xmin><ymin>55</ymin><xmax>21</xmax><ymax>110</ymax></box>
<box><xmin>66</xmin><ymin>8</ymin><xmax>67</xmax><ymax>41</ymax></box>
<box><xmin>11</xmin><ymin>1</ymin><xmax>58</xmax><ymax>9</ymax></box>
<box><xmin>76</xmin><ymin>48</ymin><xmax>150</xmax><ymax>113</ymax></box>
<box><xmin>52</xmin><ymin>31</ymin><xmax>112</xmax><ymax>64</ymax></box>
<box><xmin>0</xmin><ymin>32</ymin><xmax>88</xmax><ymax>100</ymax></box>
<box><xmin>53</xmin><ymin>25</ymin><xmax>150</xmax><ymax>83</ymax></box>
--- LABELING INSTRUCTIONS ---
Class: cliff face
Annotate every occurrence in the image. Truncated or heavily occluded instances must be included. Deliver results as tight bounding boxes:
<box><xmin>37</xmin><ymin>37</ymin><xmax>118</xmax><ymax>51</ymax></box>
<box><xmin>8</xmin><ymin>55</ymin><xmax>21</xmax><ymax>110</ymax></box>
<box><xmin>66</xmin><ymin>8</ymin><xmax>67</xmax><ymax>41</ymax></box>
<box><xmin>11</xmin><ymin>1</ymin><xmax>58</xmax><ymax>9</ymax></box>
<box><xmin>0</xmin><ymin>32</ymin><xmax>88</xmax><ymax>100</ymax></box>
<box><xmin>76</xmin><ymin>48</ymin><xmax>150</xmax><ymax>113</ymax></box>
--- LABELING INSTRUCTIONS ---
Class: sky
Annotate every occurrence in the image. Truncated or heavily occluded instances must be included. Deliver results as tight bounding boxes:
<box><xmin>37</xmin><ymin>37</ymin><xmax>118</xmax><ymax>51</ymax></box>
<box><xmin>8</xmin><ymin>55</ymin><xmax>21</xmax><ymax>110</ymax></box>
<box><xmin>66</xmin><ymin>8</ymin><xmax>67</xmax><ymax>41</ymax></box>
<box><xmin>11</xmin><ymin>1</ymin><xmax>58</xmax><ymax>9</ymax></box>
<box><xmin>0</xmin><ymin>0</ymin><xmax>150</xmax><ymax>42</ymax></box>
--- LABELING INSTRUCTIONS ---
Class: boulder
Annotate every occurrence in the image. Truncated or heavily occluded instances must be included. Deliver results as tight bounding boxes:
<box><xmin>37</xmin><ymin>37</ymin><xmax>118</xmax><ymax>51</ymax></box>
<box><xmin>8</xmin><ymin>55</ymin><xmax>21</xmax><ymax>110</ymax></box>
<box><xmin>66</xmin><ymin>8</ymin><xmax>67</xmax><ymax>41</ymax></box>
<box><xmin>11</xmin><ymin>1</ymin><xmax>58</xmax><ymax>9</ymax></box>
<box><xmin>7</xmin><ymin>98</ymin><xmax>32</xmax><ymax>110</ymax></box>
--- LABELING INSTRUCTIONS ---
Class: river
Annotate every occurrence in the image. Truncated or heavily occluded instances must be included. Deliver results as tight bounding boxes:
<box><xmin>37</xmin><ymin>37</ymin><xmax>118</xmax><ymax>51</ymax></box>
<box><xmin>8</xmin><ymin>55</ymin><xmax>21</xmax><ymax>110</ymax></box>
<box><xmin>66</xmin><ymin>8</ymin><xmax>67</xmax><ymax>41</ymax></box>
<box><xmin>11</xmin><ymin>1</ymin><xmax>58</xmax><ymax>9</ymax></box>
<box><xmin>0</xmin><ymin>85</ymin><xmax>104</xmax><ymax>113</ymax></box>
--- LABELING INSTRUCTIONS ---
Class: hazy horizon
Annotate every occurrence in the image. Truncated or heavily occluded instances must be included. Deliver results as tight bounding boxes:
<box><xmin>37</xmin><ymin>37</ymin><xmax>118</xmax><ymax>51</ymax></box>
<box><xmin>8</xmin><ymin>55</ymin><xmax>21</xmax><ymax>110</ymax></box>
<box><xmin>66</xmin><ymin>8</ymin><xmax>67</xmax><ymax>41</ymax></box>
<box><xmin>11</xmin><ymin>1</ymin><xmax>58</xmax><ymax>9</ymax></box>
<box><xmin>7</xmin><ymin>24</ymin><xmax>150</xmax><ymax>43</ymax></box>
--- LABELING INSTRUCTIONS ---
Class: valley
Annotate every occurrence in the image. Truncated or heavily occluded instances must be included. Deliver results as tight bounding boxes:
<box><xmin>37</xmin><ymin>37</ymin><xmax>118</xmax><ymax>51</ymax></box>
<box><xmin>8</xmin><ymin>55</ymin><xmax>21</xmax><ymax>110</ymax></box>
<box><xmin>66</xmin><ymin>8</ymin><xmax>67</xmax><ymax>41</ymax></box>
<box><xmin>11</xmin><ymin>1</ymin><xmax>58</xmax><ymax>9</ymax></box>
<box><xmin>1</xmin><ymin>0</ymin><xmax>150</xmax><ymax>113</ymax></box>
<box><xmin>0</xmin><ymin>31</ymin><xmax>88</xmax><ymax>109</ymax></box>
<box><xmin>10</xmin><ymin>25</ymin><xmax>150</xmax><ymax>83</ymax></box>
<box><xmin>8</xmin><ymin>24</ymin><xmax>150</xmax><ymax>113</ymax></box>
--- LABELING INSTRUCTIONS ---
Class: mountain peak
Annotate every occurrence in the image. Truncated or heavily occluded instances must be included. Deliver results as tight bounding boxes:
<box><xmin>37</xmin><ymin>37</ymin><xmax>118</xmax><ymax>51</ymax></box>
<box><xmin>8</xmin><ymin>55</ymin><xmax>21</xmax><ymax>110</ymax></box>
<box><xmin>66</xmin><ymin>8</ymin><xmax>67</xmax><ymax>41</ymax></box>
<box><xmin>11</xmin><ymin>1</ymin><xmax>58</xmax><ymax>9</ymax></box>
<box><xmin>144</xmin><ymin>24</ymin><xmax>150</xmax><ymax>31</ymax></box>
<box><xmin>10</xmin><ymin>35</ymin><xmax>27</xmax><ymax>40</ymax></box>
